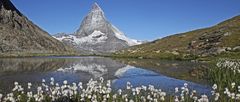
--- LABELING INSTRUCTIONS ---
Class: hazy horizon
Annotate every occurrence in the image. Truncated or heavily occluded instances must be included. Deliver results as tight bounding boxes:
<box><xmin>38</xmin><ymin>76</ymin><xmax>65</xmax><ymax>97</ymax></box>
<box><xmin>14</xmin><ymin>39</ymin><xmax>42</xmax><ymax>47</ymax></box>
<box><xmin>11</xmin><ymin>0</ymin><xmax>240</xmax><ymax>40</ymax></box>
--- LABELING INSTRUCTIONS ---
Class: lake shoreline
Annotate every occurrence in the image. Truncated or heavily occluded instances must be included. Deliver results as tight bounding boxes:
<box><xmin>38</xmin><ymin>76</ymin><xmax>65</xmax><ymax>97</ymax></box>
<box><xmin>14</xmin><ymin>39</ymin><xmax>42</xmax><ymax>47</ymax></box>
<box><xmin>0</xmin><ymin>56</ymin><xmax>211</xmax><ymax>95</ymax></box>
<box><xmin>2</xmin><ymin>51</ymin><xmax>239</xmax><ymax>61</ymax></box>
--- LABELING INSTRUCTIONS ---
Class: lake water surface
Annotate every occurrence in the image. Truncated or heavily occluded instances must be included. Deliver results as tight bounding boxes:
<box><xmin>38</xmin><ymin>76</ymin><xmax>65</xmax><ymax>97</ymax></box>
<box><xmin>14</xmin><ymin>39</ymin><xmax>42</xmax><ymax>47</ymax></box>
<box><xmin>0</xmin><ymin>56</ymin><xmax>211</xmax><ymax>94</ymax></box>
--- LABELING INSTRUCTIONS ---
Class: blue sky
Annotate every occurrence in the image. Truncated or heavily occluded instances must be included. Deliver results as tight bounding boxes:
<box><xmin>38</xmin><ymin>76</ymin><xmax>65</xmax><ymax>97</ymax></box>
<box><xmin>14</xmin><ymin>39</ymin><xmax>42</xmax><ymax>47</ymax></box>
<box><xmin>11</xmin><ymin>0</ymin><xmax>240</xmax><ymax>40</ymax></box>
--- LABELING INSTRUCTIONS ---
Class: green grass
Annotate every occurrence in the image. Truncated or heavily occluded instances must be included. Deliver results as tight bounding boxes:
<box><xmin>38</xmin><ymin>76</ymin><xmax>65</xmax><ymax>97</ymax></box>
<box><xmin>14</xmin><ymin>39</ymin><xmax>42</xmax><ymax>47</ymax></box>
<box><xmin>111</xmin><ymin>51</ymin><xmax>198</xmax><ymax>61</ymax></box>
<box><xmin>206</xmin><ymin>59</ymin><xmax>240</xmax><ymax>93</ymax></box>
<box><xmin>113</xmin><ymin>15</ymin><xmax>240</xmax><ymax>60</ymax></box>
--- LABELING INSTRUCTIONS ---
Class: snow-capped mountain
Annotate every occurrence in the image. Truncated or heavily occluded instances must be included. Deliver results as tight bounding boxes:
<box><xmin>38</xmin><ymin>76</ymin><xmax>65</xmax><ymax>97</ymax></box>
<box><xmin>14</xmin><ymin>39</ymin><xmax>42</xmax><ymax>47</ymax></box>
<box><xmin>53</xmin><ymin>3</ymin><xmax>141</xmax><ymax>54</ymax></box>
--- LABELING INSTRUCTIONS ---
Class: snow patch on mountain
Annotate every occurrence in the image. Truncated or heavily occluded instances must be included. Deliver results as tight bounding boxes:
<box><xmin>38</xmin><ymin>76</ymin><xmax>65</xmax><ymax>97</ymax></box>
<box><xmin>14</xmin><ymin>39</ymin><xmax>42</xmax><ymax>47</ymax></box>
<box><xmin>54</xmin><ymin>30</ymin><xmax>108</xmax><ymax>45</ymax></box>
<box><xmin>112</xmin><ymin>25</ymin><xmax>141</xmax><ymax>46</ymax></box>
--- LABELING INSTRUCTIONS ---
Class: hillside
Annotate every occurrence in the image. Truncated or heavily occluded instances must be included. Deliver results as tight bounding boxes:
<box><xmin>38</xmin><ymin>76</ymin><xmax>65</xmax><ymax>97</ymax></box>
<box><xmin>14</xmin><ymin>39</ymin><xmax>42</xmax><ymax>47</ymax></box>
<box><xmin>0</xmin><ymin>0</ymin><xmax>74</xmax><ymax>57</ymax></box>
<box><xmin>114</xmin><ymin>15</ymin><xmax>240</xmax><ymax>60</ymax></box>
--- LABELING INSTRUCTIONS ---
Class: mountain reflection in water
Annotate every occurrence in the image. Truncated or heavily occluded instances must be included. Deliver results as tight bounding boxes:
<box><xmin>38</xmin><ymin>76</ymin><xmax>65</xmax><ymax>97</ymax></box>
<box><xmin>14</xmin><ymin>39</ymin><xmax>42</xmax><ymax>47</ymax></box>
<box><xmin>0</xmin><ymin>57</ymin><xmax>211</xmax><ymax>94</ymax></box>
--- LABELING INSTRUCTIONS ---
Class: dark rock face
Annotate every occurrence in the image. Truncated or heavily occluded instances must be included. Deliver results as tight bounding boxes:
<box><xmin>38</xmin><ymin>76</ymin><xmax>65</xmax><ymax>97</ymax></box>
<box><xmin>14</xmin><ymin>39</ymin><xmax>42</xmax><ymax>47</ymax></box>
<box><xmin>188</xmin><ymin>30</ymin><xmax>226</xmax><ymax>56</ymax></box>
<box><xmin>0</xmin><ymin>0</ymin><xmax>70</xmax><ymax>54</ymax></box>
<box><xmin>0</xmin><ymin>0</ymin><xmax>22</xmax><ymax>15</ymax></box>
<box><xmin>54</xmin><ymin>3</ymin><xmax>140</xmax><ymax>54</ymax></box>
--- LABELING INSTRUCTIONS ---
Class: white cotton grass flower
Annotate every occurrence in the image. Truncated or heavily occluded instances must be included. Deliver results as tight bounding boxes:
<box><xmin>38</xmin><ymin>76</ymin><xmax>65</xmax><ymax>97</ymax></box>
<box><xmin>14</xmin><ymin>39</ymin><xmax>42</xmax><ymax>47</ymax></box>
<box><xmin>238</xmin><ymin>86</ymin><xmax>240</xmax><ymax>92</ymax></box>
<box><xmin>212</xmin><ymin>84</ymin><xmax>217</xmax><ymax>90</ymax></box>
<box><xmin>50</xmin><ymin>77</ymin><xmax>55</xmax><ymax>85</ymax></box>
<box><xmin>224</xmin><ymin>88</ymin><xmax>230</xmax><ymax>95</ymax></box>
<box><xmin>135</xmin><ymin>87</ymin><xmax>141</xmax><ymax>95</ymax></box>
<box><xmin>142</xmin><ymin>85</ymin><xmax>147</xmax><ymax>91</ymax></box>
<box><xmin>148</xmin><ymin>85</ymin><xmax>154</xmax><ymax>91</ymax></box>
<box><xmin>230</xmin><ymin>93</ymin><xmax>235</xmax><ymax>99</ymax></box>
<box><xmin>1</xmin><ymin>76</ymin><xmax>240</xmax><ymax>101</ymax></box>
<box><xmin>0</xmin><ymin>93</ymin><xmax>2</xmax><ymax>100</ymax></box>
<box><xmin>42</xmin><ymin>79</ymin><xmax>46</xmax><ymax>83</ymax></box>
<box><xmin>14</xmin><ymin>82</ymin><xmax>18</xmax><ymax>86</ymax></box>
<box><xmin>50</xmin><ymin>77</ymin><xmax>54</xmax><ymax>81</ymax></box>
<box><xmin>231</xmin><ymin>82</ymin><xmax>236</xmax><ymax>89</ymax></box>
<box><xmin>214</xmin><ymin>93</ymin><xmax>220</xmax><ymax>101</ymax></box>
<box><xmin>198</xmin><ymin>94</ymin><xmax>209</xmax><ymax>102</ymax></box>
<box><xmin>106</xmin><ymin>80</ymin><xmax>111</xmax><ymax>87</ymax></box>
<box><xmin>236</xmin><ymin>94</ymin><xmax>240</xmax><ymax>100</ymax></box>
<box><xmin>118</xmin><ymin>89</ymin><xmax>122</xmax><ymax>95</ymax></box>
<box><xmin>184</xmin><ymin>83</ymin><xmax>188</xmax><ymax>88</ymax></box>
<box><xmin>175</xmin><ymin>87</ymin><xmax>179</xmax><ymax>93</ymax></box>
<box><xmin>56</xmin><ymin>83</ymin><xmax>59</xmax><ymax>87</ymax></box>
<box><xmin>63</xmin><ymin>80</ymin><xmax>68</xmax><ymax>85</ymax></box>
<box><xmin>217</xmin><ymin>59</ymin><xmax>240</xmax><ymax>74</ymax></box>
<box><xmin>129</xmin><ymin>99</ymin><xmax>134</xmax><ymax>102</ymax></box>
<box><xmin>126</xmin><ymin>81</ymin><xmax>132</xmax><ymax>90</ymax></box>
<box><xmin>174</xmin><ymin>96</ymin><xmax>179</xmax><ymax>102</ymax></box>
<box><xmin>100</xmin><ymin>77</ymin><xmax>104</xmax><ymax>82</ymax></box>
<box><xmin>190</xmin><ymin>90</ymin><xmax>197</xmax><ymax>98</ymax></box>
<box><xmin>192</xmin><ymin>96</ymin><xmax>198</xmax><ymax>101</ymax></box>
<box><xmin>113</xmin><ymin>94</ymin><xmax>117</xmax><ymax>99</ymax></box>
<box><xmin>27</xmin><ymin>82</ymin><xmax>32</xmax><ymax>89</ymax></box>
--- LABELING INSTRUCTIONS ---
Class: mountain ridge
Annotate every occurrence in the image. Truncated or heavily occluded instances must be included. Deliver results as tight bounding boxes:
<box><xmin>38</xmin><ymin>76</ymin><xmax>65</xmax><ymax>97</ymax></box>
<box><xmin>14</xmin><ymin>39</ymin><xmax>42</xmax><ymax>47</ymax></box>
<box><xmin>114</xmin><ymin>15</ymin><xmax>240</xmax><ymax>59</ymax></box>
<box><xmin>0</xmin><ymin>0</ymin><xmax>74</xmax><ymax>57</ymax></box>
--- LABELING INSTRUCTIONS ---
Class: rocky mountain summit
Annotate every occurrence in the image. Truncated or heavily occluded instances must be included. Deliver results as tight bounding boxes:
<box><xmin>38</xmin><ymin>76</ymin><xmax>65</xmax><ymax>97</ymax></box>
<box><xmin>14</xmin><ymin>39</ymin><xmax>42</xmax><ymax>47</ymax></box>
<box><xmin>54</xmin><ymin>3</ymin><xmax>141</xmax><ymax>54</ymax></box>
<box><xmin>0</xmin><ymin>0</ymin><xmax>71</xmax><ymax>56</ymax></box>
<box><xmin>115</xmin><ymin>15</ymin><xmax>240</xmax><ymax>59</ymax></box>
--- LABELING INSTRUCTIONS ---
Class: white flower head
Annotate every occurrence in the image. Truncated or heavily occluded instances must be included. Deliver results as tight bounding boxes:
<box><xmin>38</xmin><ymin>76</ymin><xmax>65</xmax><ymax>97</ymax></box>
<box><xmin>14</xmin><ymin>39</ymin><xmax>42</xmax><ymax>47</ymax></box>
<box><xmin>212</xmin><ymin>84</ymin><xmax>217</xmax><ymax>90</ymax></box>
<box><xmin>42</xmin><ymin>79</ymin><xmax>46</xmax><ymax>83</ymax></box>
<box><xmin>184</xmin><ymin>83</ymin><xmax>188</xmax><ymax>87</ymax></box>
<box><xmin>0</xmin><ymin>93</ymin><xmax>2</xmax><ymax>99</ymax></box>
<box><xmin>50</xmin><ymin>77</ymin><xmax>54</xmax><ymax>81</ymax></box>
<box><xmin>63</xmin><ymin>80</ymin><xmax>68</xmax><ymax>85</ymax></box>
<box><xmin>231</xmin><ymin>82</ymin><xmax>236</xmax><ymax>88</ymax></box>
<box><xmin>175</xmin><ymin>87</ymin><xmax>179</xmax><ymax>93</ymax></box>
<box><xmin>14</xmin><ymin>82</ymin><xmax>19</xmax><ymax>86</ymax></box>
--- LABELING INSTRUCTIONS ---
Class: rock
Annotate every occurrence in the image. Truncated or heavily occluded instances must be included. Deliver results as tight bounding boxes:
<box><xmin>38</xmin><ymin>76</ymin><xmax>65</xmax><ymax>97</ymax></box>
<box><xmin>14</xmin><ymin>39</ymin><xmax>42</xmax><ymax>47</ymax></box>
<box><xmin>155</xmin><ymin>50</ymin><xmax>161</xmax><ymax>53</ymax></box>
<box><xmin>138</xmin><ymin>57</ymin><xmax>143</xmax><ymax>59</ymax></box>
<box><xmin>171</xmin><ymin>51</ymin><xmax>180</xmax><ymax>55</ymax></box>
<box><xmin>165</xmin><ymin>50</ymin><xmax>171</xmax><ymax>53</ymax></box>
<box><xmin>172</xmin><ymin>63</ymin><xmax>178</xmax><ymax>67</ymax></box>
<box><xmin>216</xmin><ymin>47</ymin><xmax>226</xmax><ymax>54</ymax></box>
<box><xmin>224</xmin><ymin>32</ymin><xmax>231</xmax><ymax>36</ymax></box>
<box><xmin>233</xmin><ymin>46</ymin><xmax>240</xmax><ymax>51</ymax></box>
<box><xmin>0</xmin><ymin>0</ymin><xmax>71</xmax><ymax>54</ymax></box>
<box><xmin>226</xmin><ymin>47</ymin><xmax>232</xmax><ymax>51</ymax></box>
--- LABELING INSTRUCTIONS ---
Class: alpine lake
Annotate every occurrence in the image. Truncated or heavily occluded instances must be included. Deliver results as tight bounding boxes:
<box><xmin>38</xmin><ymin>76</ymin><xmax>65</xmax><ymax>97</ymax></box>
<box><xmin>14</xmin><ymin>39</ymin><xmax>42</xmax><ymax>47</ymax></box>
<box><xmin>0</xmin><ymin>56</ymin><xmax>211</xmax><ymax>95</ymax></box>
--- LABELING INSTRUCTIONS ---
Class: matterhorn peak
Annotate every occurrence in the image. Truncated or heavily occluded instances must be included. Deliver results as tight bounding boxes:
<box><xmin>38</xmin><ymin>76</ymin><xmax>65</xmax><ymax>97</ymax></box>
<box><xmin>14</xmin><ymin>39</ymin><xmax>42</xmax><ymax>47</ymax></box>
<box><xmin>91</xmin><ymin>2</ymin><xmax>102</xmax><ymax>11</ymax></box>
<box><xmin>54</xmin><ymin>2</ymin><xmax>141</xmax><ymax>54</ymax></box>
<box><xmin>89</xmin><ymin>2</ymin><xmax>104</xmax><ymax>15</ymax></box>
<box><xmin>75</xmin><ymin>2</ymin><xmax>106</xmax><ymax>37</ymax></box>
<box><xmin>0</xmin><ymin>0</ymin><xmax>22</xmax><ymax>15</ymax></box>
